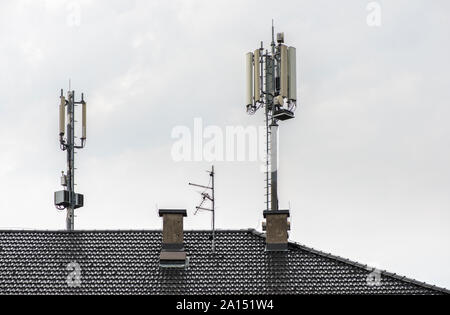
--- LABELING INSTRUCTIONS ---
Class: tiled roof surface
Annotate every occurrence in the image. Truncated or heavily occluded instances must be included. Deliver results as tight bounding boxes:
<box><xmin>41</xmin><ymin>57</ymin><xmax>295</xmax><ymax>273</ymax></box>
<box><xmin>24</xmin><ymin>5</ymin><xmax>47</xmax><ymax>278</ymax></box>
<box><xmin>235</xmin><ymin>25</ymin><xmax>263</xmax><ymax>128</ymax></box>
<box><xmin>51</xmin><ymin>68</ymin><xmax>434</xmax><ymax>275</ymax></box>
<box><xmin>0</xmin><ymin>229</ymin><xmax>448</xmax><ymax>295</ymax></box>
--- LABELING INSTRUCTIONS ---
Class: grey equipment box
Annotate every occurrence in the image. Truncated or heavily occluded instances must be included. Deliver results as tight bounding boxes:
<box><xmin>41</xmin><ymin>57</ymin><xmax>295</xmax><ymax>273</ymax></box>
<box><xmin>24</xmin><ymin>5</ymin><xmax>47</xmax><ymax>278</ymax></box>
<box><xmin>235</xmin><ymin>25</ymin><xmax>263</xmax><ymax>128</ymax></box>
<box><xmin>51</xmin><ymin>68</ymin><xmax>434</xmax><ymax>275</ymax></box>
<box><xmin>54</xmin><ymin>191</ymin><xmax>84</xmax><ymax>209</ymax></box>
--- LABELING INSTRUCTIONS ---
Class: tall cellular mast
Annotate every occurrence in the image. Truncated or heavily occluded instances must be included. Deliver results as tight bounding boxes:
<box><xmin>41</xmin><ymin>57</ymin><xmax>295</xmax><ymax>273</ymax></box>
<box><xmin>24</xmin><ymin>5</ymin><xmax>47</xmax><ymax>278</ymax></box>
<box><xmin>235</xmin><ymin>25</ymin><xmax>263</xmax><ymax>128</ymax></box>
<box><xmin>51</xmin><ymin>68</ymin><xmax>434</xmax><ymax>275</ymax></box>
<box><xmin>245</xmin><ymin>22</ymin><xmax>297</xmax><ymax>212</ymax></box>
<box><xmin>54</xmin><ymin>88</ymin><xmax>87</xmax><ymax>231</ymax></box>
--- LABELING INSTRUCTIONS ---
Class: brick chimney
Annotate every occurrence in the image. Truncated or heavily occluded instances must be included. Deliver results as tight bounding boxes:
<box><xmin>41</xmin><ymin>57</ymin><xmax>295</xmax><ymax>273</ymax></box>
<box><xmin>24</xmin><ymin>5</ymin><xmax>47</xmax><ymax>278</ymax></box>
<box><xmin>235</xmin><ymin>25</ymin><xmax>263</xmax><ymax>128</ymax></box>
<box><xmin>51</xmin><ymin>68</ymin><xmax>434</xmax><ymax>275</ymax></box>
<box><xmin>263</xmin><ymin>210</ymin><xmax>290</xmax><ymax>251</ymax></box>
<box><xmin>159</xmin><ymin>209</ymin><xmax>187</xmax><ymax>267</ymax></box>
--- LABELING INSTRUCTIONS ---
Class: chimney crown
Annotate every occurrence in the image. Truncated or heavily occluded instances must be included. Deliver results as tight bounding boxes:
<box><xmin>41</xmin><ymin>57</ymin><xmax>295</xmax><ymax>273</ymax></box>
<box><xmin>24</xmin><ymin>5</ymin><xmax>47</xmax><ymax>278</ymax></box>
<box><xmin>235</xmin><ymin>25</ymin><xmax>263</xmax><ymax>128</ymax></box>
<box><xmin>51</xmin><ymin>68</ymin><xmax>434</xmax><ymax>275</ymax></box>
<box><xmin>159</xmin><ymin>209</ymin><xmax>188</xmax><ymax>217</ymax></box>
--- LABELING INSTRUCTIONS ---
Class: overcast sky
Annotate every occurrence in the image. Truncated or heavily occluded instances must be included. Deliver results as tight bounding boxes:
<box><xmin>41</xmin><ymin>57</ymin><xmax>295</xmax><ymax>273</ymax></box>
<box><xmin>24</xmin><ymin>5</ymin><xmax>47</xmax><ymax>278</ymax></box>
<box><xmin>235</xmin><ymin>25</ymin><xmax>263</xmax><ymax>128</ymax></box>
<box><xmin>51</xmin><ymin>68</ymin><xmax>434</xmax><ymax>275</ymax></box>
<box><xmin>0</xmin><ymin>0</ymin><xmax>449</xmax><ymax>290</ymax></box>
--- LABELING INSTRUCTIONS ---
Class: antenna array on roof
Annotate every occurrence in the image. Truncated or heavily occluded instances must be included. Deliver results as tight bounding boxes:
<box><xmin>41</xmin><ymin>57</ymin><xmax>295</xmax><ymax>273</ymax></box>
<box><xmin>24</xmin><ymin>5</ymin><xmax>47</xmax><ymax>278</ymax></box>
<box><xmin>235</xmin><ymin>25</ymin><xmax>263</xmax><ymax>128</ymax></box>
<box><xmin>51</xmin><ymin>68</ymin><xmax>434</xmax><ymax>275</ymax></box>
<box><xmin>189</xmin><ymin>166</ymin><xmax>216</xmax><ymax>253</ymax></box>
<box><xmin>54</xmin><ymin>87</ymin><xmax>88</xmax><ymax>231</ymax></box>
<box><xmin>245</xmin><ymin>21</ymin><xmax>297</xmax><ymax>212</ymax></box>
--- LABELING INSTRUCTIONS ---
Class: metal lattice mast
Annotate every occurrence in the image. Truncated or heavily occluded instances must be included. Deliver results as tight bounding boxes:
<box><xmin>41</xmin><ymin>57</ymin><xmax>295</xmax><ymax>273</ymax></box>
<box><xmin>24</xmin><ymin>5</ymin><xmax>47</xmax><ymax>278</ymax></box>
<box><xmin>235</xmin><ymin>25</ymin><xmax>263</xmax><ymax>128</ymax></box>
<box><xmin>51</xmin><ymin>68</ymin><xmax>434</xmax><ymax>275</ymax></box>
<box><xmin>67</xmin><ymin>90</ymin><xmax>75</xmax><ymax>230</ymax></box>
<box><xmin>55</xmin><ymin>88</ymin><xmax>87</xmax><ymax>231</ymax></box>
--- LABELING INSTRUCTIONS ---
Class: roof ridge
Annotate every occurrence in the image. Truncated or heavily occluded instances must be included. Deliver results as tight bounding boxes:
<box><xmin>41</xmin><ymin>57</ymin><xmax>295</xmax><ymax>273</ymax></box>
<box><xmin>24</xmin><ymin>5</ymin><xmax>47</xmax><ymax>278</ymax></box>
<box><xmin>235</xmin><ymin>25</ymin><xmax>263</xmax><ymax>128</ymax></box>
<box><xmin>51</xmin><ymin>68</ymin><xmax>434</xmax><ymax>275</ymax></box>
<box><xmin>248</xmin><ymin>229</ymin><xmax>450</xmax><ymax>295</ymax></box>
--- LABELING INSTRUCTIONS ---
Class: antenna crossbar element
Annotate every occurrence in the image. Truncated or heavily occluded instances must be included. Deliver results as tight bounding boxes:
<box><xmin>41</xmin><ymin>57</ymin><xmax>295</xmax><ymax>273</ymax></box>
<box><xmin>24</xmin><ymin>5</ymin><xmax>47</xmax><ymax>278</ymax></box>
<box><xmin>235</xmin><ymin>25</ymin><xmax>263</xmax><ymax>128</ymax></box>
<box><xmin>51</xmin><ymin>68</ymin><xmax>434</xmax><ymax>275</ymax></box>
<box><xmin>201</xmin><ymin>192</ymin><xmax>213</xmax><ymax>202</ymax></box>
<box><xmin>189</xmin><ymin>183</ymin><xmax>213</xmax><ymax>190</ymax></box>
<box><xmin>196</xmin><ymin>207</ymin><xmax>213</xmax><ymax>212</ymax></box>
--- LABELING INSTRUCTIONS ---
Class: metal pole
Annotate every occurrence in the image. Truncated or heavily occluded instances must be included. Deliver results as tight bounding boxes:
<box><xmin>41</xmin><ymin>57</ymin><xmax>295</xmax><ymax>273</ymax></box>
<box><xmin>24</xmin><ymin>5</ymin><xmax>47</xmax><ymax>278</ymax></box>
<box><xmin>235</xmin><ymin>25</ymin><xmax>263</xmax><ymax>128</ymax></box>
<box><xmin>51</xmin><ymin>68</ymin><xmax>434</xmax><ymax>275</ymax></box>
<box><xmin>265</xmin><ymin>52</ymin><xmax>275</xmax><ymax>211</ymax></box>
<box><xmin>211</xmin><ymin>166</ymin><xmax>215</xmax><ymax>253</ymax></box>
<box><xmin>66</xmin><ymin>90</ymin><xmax>75</xmax><ymax>231</ymax></box>
<box><xmin>265</xmin><ymin>96</ymin><xmax>270</xmax><ymax>211</ymax></box>
<box><xmin>271</xmin><ymin>19</ymin><xmax>275</xmax><ymax>55</ymax></box>
<box><xmin>189</xmin><ymin>168</ymin><xmax>216</xmax><ymax>252</ymax></box>
<box><xmin>270</xmin><ymin>123</ymin><xmax>279</xmax><ymax>211</ymax></box>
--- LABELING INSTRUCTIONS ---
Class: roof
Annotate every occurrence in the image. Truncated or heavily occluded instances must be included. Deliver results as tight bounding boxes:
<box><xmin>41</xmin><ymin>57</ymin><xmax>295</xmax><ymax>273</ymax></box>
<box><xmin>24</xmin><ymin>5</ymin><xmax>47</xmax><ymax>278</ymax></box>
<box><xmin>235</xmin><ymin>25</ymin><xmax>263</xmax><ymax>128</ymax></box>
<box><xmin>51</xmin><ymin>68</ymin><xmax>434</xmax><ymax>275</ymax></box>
<box><xmin>0</xmin><ymin>229</ymin><xmax>448</xmax><ymax>295</ymax></box>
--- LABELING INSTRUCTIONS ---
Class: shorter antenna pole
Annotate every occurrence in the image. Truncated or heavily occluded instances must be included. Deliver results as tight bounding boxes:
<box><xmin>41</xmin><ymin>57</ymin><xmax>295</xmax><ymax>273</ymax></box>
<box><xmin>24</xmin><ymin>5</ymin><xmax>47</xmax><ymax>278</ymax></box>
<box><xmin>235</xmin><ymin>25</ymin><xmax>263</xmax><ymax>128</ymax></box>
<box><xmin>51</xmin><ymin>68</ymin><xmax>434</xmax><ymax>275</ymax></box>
<box><xmin>189</xmin><ymin>165</ymin><xmax>216</xmax><ymax>253</ymax></box>
<box><xmin>271</xmin><ymin>19</ymin><xmax>275</xmax><ymax>54</ymax></box>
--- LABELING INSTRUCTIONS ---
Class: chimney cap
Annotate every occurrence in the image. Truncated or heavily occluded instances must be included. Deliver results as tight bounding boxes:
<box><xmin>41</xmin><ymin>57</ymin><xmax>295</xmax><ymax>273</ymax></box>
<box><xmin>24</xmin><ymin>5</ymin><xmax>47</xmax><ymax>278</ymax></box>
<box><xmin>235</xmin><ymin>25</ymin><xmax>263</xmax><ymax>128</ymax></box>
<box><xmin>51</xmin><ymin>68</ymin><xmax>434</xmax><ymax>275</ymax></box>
<box><xmin>263</xmin><ymin>210</ymin><xmax>290</xmax><ymax>218</ymax></box>
<box><xmin>159</xmin><ymin>209</ymin><xmax>187</xmax><ymax>217</ymax></box>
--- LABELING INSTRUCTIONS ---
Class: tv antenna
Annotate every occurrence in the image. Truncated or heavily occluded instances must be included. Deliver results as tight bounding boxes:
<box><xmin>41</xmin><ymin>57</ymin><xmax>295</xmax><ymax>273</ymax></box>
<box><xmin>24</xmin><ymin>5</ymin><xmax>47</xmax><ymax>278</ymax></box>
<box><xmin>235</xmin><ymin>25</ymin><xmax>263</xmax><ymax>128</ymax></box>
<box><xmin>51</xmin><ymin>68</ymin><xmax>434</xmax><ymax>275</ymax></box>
<box><xmin>54</xmin><ymin>88</ymin><xmax>87</xmax><ymax>231</ymax></box>
<box><xmin>189</xmin><ymin>166</ymin><xmax>216</xmax><ymax>253</ymax></box>
<box><xmin>245</xmin><ymin>21</ymin><xmax>297</xmax><ymax>212</ymax></box>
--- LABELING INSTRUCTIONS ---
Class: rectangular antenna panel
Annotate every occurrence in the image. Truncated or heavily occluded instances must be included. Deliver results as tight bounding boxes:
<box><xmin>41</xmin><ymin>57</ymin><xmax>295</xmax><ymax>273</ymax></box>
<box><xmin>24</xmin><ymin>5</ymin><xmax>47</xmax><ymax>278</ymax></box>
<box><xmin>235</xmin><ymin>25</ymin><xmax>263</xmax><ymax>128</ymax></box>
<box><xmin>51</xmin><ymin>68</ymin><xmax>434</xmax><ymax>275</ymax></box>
<box><xmin>288</xmin><ymin>47</ymin><xmax>297</xmax><ymax>101</ymax></box>
<box><xmin>74</xmin><ymin>193</ymin><xmax>84</xmax><ymax>209</ymax></box>
<box><xmin>59</xmin><ymin>96</ymin><xmax>65</xmax><ymax>136</ymax></box>
<box><xmin>266</xmin><ymin>57</ymin><xmax>274</xmax><ymax>96</ymax></box>
<box><xmin>245</xmin><ymin>52</ymin><xmax>254</xmax><ymax>106</ymax></box>
<box><xmin>254</xmin><ymin>49</ymin><xmax>261</xmax><ymax>102</ymax></box>
<box><xmin>82</xmin><ymin>101</ymin><xmax>87</xmax><ymax>140</ymax></box>
<box><xmin>280</xmin><ymin>45</ymin><xmax>288</xmax><ymax>98</ymax></box>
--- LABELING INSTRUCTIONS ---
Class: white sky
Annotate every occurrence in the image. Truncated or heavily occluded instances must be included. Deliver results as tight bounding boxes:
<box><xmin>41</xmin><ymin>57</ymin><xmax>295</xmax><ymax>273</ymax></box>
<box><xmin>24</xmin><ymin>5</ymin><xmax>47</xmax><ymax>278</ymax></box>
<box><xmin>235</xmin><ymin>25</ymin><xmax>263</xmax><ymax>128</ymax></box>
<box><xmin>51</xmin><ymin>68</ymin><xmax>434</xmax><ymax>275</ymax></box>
<box><xmin>0</xmin><ymin>0</ymin><xmax>449</xmax><ymax>290</ymax></box>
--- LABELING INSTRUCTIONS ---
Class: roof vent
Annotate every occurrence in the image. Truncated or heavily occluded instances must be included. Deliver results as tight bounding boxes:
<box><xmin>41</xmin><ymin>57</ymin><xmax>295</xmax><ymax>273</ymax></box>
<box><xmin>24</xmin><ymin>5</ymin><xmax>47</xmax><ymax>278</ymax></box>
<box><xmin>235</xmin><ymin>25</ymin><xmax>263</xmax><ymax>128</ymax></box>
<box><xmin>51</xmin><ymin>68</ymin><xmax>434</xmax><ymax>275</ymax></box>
<box><xmin>262</xmin><ymin>210</ymin><xmax>290</xmax><ymax>251</ymax></box>
<box><xmin>159</xmin><ymin>209</ymin><xmax>187</xmax><ymax>268</ymax></box>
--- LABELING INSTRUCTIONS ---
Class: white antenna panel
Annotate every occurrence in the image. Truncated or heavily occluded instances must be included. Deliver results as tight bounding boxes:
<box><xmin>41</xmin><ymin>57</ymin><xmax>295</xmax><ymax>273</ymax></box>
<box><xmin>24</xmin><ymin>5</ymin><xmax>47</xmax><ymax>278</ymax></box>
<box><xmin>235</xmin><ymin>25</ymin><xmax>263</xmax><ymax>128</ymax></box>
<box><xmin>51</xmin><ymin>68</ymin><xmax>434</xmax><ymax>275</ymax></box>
<box><xmin>82</xmin><ymin>101</ymin><xmax>87</xmax><ymax>140</ymax></box>
<box><xmin>254</xmin><ymin>49</ymin><xmax>261</xmax><ymax>102</ymax></box>
<box><xmin>246</xmin><ymin>52</ymin><xmax>254</xmax><ymax>107</ymax></box>
<box><xmin>280</xmin><ymin>45</ymin><xmax>288</xmax><ymax>98</ymax></box>
<box><xmin>59</xmin><ymin>96</ymin><xmax>65</xmax><ymax>136</ymax></box>
<box><xmin>288</xmin><ymin>47</ymin><xmax>297</xmax><ymax>101</ymax></box>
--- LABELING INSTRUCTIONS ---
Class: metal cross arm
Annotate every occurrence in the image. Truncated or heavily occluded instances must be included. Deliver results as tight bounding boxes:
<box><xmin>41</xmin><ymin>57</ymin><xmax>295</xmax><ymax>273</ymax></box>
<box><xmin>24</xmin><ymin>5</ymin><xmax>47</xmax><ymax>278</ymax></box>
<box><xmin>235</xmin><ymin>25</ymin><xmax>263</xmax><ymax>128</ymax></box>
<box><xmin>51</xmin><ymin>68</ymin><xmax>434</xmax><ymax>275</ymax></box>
<box><xmin>189</xmin><ymin>183</ymin><xmax>213</xmax><ymax>190</ymax></box>
<box><xmin>201</xmin><ymin>192</ymin><xmax>213</xmax><ymax>202</ymax></box>
<box><xmin>196</xmin><ymin>207</ymin><xmax>213</xmax><ymax>212</ymax></box>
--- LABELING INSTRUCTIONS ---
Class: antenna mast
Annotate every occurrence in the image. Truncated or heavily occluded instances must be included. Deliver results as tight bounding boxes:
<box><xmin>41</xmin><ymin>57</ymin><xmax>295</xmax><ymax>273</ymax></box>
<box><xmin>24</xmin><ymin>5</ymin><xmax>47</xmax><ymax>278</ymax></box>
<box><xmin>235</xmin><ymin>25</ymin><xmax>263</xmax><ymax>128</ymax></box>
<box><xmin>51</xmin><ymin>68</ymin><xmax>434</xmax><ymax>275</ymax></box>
<box><xmin>54</xmin><ymin>87</ymin><xmax>87</xmax><ymax>231</ymax></box>
<box><xmin>245</xmin><ymin>21</ymin><xmax>297</xmax><ymax>212</ymax></box>
<box><xmin>189</xmin><ymin>166</ymin><xmax>216</xmax><ymax>253</ymax></box>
